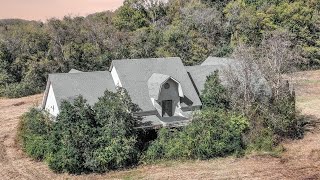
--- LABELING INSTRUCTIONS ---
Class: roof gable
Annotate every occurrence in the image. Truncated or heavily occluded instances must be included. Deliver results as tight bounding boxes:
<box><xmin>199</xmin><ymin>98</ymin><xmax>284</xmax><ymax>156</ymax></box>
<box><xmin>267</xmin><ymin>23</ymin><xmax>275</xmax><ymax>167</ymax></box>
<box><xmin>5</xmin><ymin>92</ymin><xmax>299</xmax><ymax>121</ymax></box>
<box><xmin>46</xmin><ymin>71</ymin><xmax>116</xmax><ymax>108</ymax></box>
<box><xmin>148</xmin><ymin>73</ymin><xmax>184</xmax><ymax>100</ymax></box>
<box><xmin>111</xmin><ymin>57</ymin><xmax>202</xmax><ymax>111</ymax></box>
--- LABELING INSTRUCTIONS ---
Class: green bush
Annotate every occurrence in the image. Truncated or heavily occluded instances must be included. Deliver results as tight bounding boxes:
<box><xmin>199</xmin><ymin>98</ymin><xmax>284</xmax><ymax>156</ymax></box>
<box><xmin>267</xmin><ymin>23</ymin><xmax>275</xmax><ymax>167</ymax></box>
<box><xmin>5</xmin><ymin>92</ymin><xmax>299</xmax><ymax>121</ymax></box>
<box><xmin>46</xmin><ymin>96</ymin><xmax>96</xmax><ymax>173</ymax></box>
<box><xmin>246</xmin><ymin>128</ymin><xmax>276</xmax><ymax>152</ymax></box>
<box><xmin>85</xmin><ymin>132</ymin><xmax>138</xmax><ymax>172</ymax></box>
<box><xmin>85</xmin><ymin>89</ymin><xmax>140</xmax><ymax>172</ymax></box>
<box><xmin>19</xmin><ymin>89</ymin><xmax>140</xmax><ymax>174</ymax></box>
<box><xmin>2</xmin><ymin>82</ymin><xmax>43</xmax><ymax>98</ymax></box>
<box><xmin>143</xmin><ymin>109</ymin><xmax>249</xmax><ymax>162</ymax></box>
<box><xmin>18</xmin><ymin>108</ymin><xmax>52</xmax><ymax>160</ymax></box>
<box><xmin>266</xmin><ymin>93</ymin><xmax>304</xmax><ymax>139</ymax></box>
<box><xmin>23</xmin><ymin>134</ymin><xmax>50</xmax><ymax>160</ymax></box>
<box><xmin>46</xmin><ymin>89</ymin><xmax>140</xmax><ymax>173</ymax></box>
<box><xmin>200</xmin><ymin>70</ymin><xmax>230</xmax><ymax>110</ymax></box>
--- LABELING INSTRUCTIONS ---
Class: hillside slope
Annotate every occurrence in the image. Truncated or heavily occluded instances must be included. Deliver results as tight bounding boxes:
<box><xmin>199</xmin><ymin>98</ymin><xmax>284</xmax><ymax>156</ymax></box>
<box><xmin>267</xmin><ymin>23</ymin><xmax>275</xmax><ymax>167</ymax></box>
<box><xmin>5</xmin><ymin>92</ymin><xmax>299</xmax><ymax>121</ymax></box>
<box><xmin>0</xmin><ymin>70</ymin><xmax>320</xmax><ymax>180</ymax></box>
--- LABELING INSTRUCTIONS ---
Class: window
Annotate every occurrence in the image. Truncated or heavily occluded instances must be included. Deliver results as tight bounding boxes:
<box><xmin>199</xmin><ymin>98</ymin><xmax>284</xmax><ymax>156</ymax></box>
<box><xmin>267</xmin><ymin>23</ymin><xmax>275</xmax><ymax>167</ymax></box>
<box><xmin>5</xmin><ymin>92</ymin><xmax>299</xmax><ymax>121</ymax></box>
<box><xmin>164</xmin><ymin>83</ymin><xmax>170</xmax><ymax>89</ymax></box>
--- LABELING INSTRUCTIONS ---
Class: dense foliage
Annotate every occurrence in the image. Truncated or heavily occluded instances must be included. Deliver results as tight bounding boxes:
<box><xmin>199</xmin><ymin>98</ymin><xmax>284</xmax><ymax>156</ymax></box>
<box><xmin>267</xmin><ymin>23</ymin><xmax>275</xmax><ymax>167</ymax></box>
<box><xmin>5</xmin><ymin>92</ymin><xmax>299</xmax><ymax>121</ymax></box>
<box><xmin>0</xmin><ymin>0</ymin><xmax>319</xmax><ymax>97</ymax></box>
<box><xmin>19</xmin><ymin>71</ymin><xmax>304</xmax><ymax>173</ymax></box>
<box><xmin>143</xmin><ymin>109</ymin><xmax>249</xmax><ymax>162</ymax></box>
<box><xmin>18</xmin><ymin>108</ymin><xmax>52</xmax><ymax>160</ymax></box>
<box><xmin>200</xmin><ymin>70</ymin><xmax>230</xmax><ymax>109</ymax></box>
<box><xmin>19</xmin><ymin>89</ymin><xmax>140</xmax><ymax>174</ymax></box>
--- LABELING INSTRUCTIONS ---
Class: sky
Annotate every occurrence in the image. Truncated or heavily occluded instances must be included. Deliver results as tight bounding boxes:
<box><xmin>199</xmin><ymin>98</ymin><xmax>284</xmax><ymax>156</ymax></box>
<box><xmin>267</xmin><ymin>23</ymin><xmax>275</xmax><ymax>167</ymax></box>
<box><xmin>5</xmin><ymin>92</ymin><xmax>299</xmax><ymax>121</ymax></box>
<box><xmin>0</xmin><ymin>0</ymin><xmax>124</xmax><ymax>21</ymax></box>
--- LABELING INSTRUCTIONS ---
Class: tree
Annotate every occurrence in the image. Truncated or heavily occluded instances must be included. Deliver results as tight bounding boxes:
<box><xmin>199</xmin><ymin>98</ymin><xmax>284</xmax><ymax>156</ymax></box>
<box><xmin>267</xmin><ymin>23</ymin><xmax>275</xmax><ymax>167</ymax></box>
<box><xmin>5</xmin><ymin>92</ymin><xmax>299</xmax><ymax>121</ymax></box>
<box><xmin>47</xmin><ymin>89</ymin><xmax>141</xmax><ymax>173</ymax></box>
<box><xmin>113</xmin><ymin>1</ymin><xmax>149</xmax><ymax>31</ymax></box>
<box><xmin>232</xmin><ymin>30</ymin><xmax>299</xmax><ymax>100</ymax></box>
<box><xmin>229</xmin><ymin>30</ymin><xmax>303</xmax><ymax>139</ymax></box>
<box><xmin>47</xmin><ymin>96</ymin><xmax>96</xmax><ymax>173</ymax></box>
<box><xmin>224</xmin><ymin>0</ymin><xmax>320</xmax><ymax>68</ymax></box>
<box><xmin>200</xmin><ymin>70</ymin><xmax>230</xmax><ymax>110</ymax></box>
<box><xmin>83</xmin><ymin>89</ymin><xmax>140</xmax><ymax>172</ymax></box>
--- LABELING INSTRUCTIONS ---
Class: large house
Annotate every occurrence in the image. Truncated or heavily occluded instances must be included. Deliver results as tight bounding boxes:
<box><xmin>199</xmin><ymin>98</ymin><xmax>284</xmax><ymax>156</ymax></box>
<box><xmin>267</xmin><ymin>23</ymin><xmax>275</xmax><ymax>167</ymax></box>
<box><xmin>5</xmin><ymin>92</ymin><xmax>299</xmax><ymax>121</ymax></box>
<box><xmin>41</xmin><ymin>56</ymin><xmax>267</xmax><ymax>129</ymax></box>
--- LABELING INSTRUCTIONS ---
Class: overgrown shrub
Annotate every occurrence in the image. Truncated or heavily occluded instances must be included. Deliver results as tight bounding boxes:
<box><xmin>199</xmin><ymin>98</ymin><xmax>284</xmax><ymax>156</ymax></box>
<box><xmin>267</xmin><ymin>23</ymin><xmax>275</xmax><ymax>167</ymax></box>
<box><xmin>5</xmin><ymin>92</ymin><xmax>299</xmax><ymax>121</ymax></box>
<box><xmin>84</xmin><ymin>89</ymin><xmax>140</xmax><ymax>172</ymax></box>
<box><xmin>200</xmin><ymin>70</ymin><xmax>230</xmax><ymax>110</ymax></box>
<box><xmin>18</xmin><ymin>108</ymin><xmax>52</xmax><ymax>160</ymax></box>
<box><xmin>45</xmin><ymin>89</ymin><xmax>139</xmax><ymax>174</ymax></box>
<box><xmin>19</xmin><ymin>88</ymin><xmax>141</xmax><ymax>174</ymax></box>
<box><xmin>266</xmin><ymin>92</ymin><xmax>304</xmax><ymax>139</ymax></box>
<box><xmin>2</xmin><ymin>82</ymin><xmax>39</xmax><ymax>98</ymax></box>
<box><xmin>46</xmin><ymin>96</ymin><xmax>96</xmax><ymax>173</ymax></box>
<box><xmin>143</xmin><ymin>109</ymin><xmax>249</xmax><ymax>162</ymax></box>
<box><xmin>246</xmin><ymin>128</ymin><xmax>276</xmax><ymax>152</ymax></box>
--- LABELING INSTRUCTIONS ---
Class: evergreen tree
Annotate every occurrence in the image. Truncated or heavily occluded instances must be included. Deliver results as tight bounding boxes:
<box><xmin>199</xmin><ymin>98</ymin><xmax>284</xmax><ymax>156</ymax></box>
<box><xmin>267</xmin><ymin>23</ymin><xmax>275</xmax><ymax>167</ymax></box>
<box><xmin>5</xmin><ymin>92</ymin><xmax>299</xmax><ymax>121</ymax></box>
<box><xmin>200</xmin><ymin>70</ymin><xmax>230</xmax><ymax>110</ymax></box>
<box><xmin>47</xmin><ymin>96</ymin><xmax>96</xmax><ymax>173</ymax></box>
<box><xmin>47</xmin><ymin>90</ymin><xmax>140</xmax><ymax>173</ymax></box>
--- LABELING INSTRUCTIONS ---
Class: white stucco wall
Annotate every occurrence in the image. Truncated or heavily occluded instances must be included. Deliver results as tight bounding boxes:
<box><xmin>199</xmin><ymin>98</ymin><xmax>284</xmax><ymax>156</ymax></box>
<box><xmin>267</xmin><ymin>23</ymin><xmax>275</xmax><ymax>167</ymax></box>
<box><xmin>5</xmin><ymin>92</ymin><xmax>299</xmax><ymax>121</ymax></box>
<box><xmin>45</xmin><ymin>84</ymin><xmax>59</xmax><ymax>117</ymax></box>
<box><xmin>111</xmin><ymin>67</ymin><xmax>123</xmax><ymax>87</ymax></box>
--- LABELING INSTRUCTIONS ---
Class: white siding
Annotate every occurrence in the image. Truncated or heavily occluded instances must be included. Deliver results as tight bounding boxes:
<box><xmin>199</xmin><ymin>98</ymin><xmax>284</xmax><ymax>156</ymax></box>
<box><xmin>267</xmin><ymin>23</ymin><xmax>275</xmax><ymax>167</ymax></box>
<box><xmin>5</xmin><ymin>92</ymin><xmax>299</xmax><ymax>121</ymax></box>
<box><xmin>45</xmin><ymin>84</ymin><xmax>59</xmax><ymax>117</ymax></box>
<box><xmin>111</xmin><ymin>67</ymin><xmax>123</xmax><ymax>87</ymax></box>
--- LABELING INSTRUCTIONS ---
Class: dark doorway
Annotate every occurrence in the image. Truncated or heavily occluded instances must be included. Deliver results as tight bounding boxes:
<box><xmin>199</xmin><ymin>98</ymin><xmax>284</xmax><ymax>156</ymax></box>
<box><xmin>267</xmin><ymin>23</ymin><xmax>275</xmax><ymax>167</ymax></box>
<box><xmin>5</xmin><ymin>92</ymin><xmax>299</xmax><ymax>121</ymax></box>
<box><xmin>162</xmin><ymin>100</ymin><xmax>173</xmax><ymax>117</ymax></box>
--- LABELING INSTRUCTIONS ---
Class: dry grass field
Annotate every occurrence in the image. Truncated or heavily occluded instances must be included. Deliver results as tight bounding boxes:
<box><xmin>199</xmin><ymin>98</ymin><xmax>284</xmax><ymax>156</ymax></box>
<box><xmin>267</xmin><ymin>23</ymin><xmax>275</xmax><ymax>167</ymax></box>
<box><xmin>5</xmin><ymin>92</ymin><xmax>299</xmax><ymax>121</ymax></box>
<box><xmin>1</xmin><ymin>70</ymin><xmax>320</xmax><ymax>180</ymax></box>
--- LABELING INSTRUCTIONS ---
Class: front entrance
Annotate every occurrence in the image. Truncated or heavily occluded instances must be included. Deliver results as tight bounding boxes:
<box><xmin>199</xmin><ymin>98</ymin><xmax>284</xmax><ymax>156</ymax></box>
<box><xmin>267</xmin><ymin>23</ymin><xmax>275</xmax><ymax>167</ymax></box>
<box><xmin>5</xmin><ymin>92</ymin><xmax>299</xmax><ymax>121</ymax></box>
<box><xmin>162</xmin><ymin>100</ymin><xmax>173</xmax><ymax>117</ymax></box>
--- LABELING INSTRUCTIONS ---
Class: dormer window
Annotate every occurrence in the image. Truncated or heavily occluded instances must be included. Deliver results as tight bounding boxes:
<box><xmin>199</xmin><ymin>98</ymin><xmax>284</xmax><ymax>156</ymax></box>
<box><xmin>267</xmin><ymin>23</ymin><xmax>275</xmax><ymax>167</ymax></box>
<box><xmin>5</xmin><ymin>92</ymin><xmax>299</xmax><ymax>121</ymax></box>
<box><xmin>148</xmin><ymin>73</ymin><xmax>185</xmax><ymax>117</ymax></box>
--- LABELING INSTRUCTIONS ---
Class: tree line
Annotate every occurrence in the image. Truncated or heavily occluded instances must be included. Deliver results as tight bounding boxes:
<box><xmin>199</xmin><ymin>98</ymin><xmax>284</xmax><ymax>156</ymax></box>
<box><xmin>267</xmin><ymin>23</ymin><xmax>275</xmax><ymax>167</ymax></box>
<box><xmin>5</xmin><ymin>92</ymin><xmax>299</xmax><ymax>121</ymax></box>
<box><xmin>0</xmin><ymin>0</ymin><xmax>319</xmax><ymax>98</ymax></box>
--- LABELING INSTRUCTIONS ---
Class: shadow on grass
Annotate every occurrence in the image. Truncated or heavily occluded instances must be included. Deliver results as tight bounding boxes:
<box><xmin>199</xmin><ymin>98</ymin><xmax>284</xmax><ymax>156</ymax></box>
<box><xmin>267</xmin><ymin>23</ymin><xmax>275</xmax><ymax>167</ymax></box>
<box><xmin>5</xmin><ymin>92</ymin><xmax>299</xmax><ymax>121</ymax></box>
<box><xmin>300</xmin><ymin>114</ymin><xmax>320</xmax><ymax>133</ymax></box>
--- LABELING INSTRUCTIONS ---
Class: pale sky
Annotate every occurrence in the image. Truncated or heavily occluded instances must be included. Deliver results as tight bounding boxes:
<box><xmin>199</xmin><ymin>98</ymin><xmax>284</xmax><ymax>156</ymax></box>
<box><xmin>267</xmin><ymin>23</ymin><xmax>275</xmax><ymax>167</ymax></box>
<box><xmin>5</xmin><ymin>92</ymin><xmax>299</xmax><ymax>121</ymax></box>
<box><xmin>0</xmin><ymin>0</ymin><xmax>124</xmax><ymax>21</ymax></box>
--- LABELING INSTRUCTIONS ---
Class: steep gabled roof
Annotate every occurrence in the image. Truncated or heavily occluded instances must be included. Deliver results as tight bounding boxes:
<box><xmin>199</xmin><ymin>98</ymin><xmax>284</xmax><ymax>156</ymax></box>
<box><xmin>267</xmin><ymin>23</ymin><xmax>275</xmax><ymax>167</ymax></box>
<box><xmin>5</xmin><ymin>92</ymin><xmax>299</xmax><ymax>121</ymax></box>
<box><xmin>110</xmin><ymin>57</ymin><xmax>202</xmax><ymax>112</ymax></box>
<box><xmin>148</xmin><ymin>73</ymin><xmax>184</xmax><ymax>100</ymax></box>
<box><xmin>45</xmin><ymin>71</ymin><xmax>116</xmax><ymax>108</ymax></box>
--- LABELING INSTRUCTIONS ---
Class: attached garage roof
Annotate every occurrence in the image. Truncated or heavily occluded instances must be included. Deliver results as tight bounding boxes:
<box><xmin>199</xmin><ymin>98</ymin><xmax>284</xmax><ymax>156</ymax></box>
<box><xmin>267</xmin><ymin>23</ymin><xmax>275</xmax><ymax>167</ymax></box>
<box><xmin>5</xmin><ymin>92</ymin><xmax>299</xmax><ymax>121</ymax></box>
<box><xmin>186</xmin><ymin>65</ymin><xmax>226</xmax><ymax>95</ymax></box>
<box><xmin>47</xmin><ymin>71</ymin><xmax>116</xmax><ymax>108</ymax></box>
<box><xmin>201</xmin><ymin>56</ymin><xmax>238</xmax><ymax>66</ymax></box>
<box><xmin>197</xmin><ymin>56</ymin><xmax>272</xmax><ymax>97</ymax></box>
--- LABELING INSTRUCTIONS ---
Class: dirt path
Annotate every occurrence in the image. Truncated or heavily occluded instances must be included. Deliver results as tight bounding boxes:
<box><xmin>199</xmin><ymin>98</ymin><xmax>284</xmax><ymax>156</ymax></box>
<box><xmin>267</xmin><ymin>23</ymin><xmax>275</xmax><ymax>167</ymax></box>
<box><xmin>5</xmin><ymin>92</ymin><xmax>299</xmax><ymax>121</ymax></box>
<box><xmin>0</xmin><ymin>70</ymin><xmax>320</xmax><ymax>180</ymax></box>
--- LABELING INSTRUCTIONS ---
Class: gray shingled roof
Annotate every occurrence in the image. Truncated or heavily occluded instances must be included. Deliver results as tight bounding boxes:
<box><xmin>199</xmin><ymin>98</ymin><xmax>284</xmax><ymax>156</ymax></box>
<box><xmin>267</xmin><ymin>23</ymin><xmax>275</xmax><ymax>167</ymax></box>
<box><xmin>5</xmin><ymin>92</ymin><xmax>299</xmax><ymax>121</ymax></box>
<box><xmin>197</xmin><ymin>56</ymin><xmax>272</xmax><ymax>97</ymax></box>
<box><xmin>187</xmin><ymin>57</ymin><xmax>238</xmax><ymax>95</ymax></box>
<box><xmin>147</xmin><ymin>73</ymin><xmax>183</xmax><ymax>100</ymax></box>
<box><xmin>68</xmin><ymin>69</ymin><xmax>83</xmax><ymax>73</ymax></box>
<box><xmin>111</xmin><ymin>57</ymin><xmax>202</xmax><ymax>112</ymax></box>
<box><xmin>47</xmin><ymin>71</ymin><xmax>116</xmax><ymax>108</ymax></box>
<box><xmin>201</xmin><ymin>56</ymin><xmax>238</xmax><ymax>66</ymax></box>
<box><xmin>147</xmin><ymin>73</ymin><xmax>172</xmax><ymax>100</ymax></box>
<box><xmin>186</xmin><ymin>65</ymin><xmax>227</xmax><ymax>95</ymax></box>
<box><xmin>138</xmin><ymin>111</ymin><xmax>193</xmax><ymax>129</ymax></box>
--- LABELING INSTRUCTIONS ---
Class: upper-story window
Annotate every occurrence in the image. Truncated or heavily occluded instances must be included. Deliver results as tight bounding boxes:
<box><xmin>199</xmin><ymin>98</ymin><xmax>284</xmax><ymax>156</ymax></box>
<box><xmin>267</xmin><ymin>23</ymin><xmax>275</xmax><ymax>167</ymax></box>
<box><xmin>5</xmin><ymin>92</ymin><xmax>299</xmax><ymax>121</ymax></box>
<box><xmin>164</xmin><ymin>83</ymin><xmax>170</xmax><ymax>89</ymax></box>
